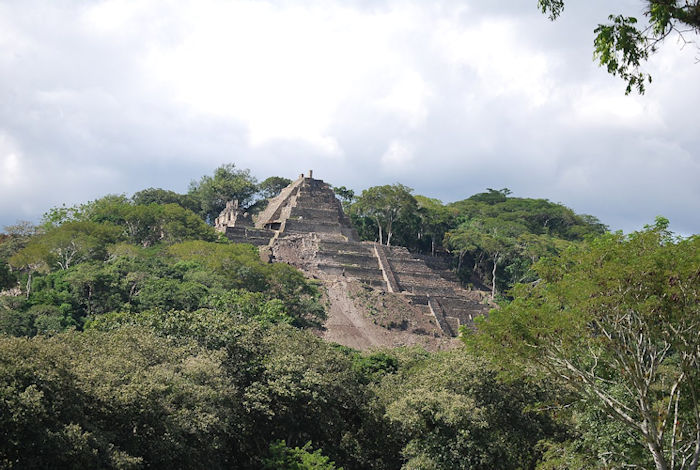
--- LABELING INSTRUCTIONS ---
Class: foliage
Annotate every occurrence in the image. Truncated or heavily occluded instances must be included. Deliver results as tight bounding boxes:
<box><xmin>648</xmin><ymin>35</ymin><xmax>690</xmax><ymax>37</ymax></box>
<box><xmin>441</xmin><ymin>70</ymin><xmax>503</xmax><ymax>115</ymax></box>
<box><xmin>378</xmin><ymin>350</ymin><xmax>562</xmax><ymax>470</ymax></box>
<box><xmin>448</xmin><ymin>190</ymin><xmax>605</xmax><ymax>241</ymax></box>
<box><xmin>0</xmin><ymin>260</ymin><xmax>15</xmax><ymax>290</ymax></box>
<box><xmin>264</xmin><ymin>441</ymin><xmax>342</xmax><ymax>470</ymax></box>
<box><xmin>536</xmin><ymin>401</ymin><xmax>650</xmax><ymax>469</ymax></box>
<box><xmin>0</xmin><ymin>221</ymin><xmax>38</xmax><ymax>261</ymax></box>
<box><xmin>38</xmin><ymin>195</ymin><xmax>216</xmax><ymax>247</ymax></box>
<box><xmin>167</xmin><ymin>241</ymin><xmax>325</xmax><ymax>326</ymax></box>
<box><xmin>350</xmin><ymin>350</ymin><xmax>400</xmax><ymax>383</ymax></box>
<box><xmin>2</xmin><ymin>232</ymin><xmax>323</xmax><ymax>335</ymax></box>
<box><xmin>2</xmin><ymin>166</ymin><xmax>661</xmax><ymax>470</ymax></box>
<box><xmin>10</xmin><ymin>221</ymin><xmax>121</xmax><ymax>272</ymax></box>
<box><xmin>538</xmin><ymin>0</ymin><xmax>700</xmax><ymax>94</ymax></box>
<box><xmin>188</xmin><ymin>163</ymin><xmax>258</xmax><ymax>223</ymax></box>
<box><xmin>443</xmin><ymin>190</ymin><xmax>603</xmax><ymax>293</ymax></box>
<box><xmin>332</xmin><ymin>186</ymin><xmax>356</xmax><ymax>211</ymax></box>
<box><xmin>468</xmin><ymin>219</ymin><xmax>700</xmax><ymax>469</ymax></box>
<box><xmin>414</xmin><ymin>195</ymin><xmax>454</xmax><ymax>256</ymax></box>
<box><xmin>259</xmin><ymin>176</ymin><xmax>293</xmax><ymax>199</ymax></box>
<box><xmin>88</xmin><ymin>316</ymin><xmax>398</xmax><ymax>470</ymax></box>
<box><xmin>350</xmin><ymin>184</ymin><xmax>418</xmax><ymax>246</ymax></box>
<box><xmin>0</xmin><ymin>328</ymin><xmax>234</xmax><ymax>469</ymax></box>
<box><xmin>341</xmin><ymin>184</ymin><xmax>603</xmax><ymax>293</ymax></box>
<box><xmin>132</xmin><ymin>187</ymin><xmax>200</xmax><ymax>213</ymax></box>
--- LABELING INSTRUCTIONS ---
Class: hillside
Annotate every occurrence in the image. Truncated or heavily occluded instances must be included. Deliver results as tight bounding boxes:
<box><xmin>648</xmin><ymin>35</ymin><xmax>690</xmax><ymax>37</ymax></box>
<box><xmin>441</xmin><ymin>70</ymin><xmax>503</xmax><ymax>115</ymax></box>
<box><xmin>1</xmin><ymin>165</ymin><xmax>696</xmax><ymax>470</ymax></box>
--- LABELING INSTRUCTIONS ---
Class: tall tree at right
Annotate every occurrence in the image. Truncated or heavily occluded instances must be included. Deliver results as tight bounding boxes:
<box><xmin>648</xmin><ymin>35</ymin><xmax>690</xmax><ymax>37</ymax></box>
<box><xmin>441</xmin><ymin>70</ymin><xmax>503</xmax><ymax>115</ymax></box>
<box><xmin>469</xmin><ymin>218</ymin><xmax>700</xmax><ymax>470</ymax></box>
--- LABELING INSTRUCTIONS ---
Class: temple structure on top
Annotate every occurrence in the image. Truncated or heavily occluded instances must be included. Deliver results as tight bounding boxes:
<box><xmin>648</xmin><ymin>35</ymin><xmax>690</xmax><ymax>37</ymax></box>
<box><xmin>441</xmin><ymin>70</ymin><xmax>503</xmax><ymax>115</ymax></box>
<box><xmin>215</xmin><ymin>171</ymin><xmax>490</xmax><ymax>338</ymax></box>
<box><xmin>253</xmin><ymin>170</ymin><xmax>359</xmax><ymax>240</ymax></box>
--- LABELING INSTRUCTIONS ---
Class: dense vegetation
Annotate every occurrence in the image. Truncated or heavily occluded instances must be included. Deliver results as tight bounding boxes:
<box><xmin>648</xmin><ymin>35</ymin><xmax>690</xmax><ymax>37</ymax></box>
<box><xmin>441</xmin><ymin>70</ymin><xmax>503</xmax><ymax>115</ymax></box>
<box><xmin>346</xmin><ymin>184</ymin><xmax>606</xmax><ymax>297</ymax></box>
<box><xmin>1</xmin><ymin>165</ymin><xmax>697</xmax><ymax>469</ymax></box>
<box><xmin>469</xmin><ymin>218</ymin><xmax>700</xmax><ymax>470</ymax></box>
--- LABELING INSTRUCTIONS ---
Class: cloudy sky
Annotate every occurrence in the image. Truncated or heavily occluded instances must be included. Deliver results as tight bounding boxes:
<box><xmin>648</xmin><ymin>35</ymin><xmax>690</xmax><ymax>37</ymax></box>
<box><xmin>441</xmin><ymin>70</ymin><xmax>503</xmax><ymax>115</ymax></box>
<box><xmin>1</xmin><ymin>0</ymin><xmax>698</xmax><ymax>234</ymax></box>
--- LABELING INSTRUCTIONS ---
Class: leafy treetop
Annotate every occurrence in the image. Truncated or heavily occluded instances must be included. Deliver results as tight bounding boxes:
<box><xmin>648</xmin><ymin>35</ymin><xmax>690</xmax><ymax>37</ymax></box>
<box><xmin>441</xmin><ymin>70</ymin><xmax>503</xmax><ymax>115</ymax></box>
<box><xmin>538</xmin><ymin>0</ymin><xmax>700</xmax><ymax>94</ymax></box>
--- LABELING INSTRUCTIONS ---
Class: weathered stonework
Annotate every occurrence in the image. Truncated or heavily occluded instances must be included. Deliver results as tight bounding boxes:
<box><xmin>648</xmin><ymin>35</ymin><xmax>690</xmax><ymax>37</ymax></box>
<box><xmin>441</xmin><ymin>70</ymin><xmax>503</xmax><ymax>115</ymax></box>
<box><xmin>217</xmin><ymin>171</ymin><xmax>491</xmax><ymax>345</ymax></box>
<box><xmin>215</xmin><ymin>200</ymin><xmax>252</xmax><ymax>232</ymax></box>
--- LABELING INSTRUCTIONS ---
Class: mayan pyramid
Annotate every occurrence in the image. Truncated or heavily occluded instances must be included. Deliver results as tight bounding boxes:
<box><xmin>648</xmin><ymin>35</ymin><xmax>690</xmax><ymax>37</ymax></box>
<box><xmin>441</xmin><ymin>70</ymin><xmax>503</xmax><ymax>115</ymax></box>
<box><xmin>216</xmin><ymin>171</ymin><xmax>490</xmax><ymax>342</ymax></box>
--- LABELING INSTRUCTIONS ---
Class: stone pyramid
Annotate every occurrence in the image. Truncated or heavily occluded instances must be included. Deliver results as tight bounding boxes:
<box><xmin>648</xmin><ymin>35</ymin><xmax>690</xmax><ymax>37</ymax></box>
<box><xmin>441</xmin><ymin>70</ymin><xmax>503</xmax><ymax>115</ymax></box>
<box><xmin>216</xmin><ymin>171</ymin><xmax>490</xmax><ymax>340</ymax></box>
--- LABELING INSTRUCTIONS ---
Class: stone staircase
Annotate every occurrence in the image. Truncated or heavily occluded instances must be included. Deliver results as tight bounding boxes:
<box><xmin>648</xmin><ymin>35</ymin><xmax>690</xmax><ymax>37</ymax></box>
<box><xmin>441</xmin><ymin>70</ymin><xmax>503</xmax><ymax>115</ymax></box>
<box><xmin>375</xmin><ymin>245</ymin><xmax>490</xmax><ymax>334</ymax></box>
<box><xmin>282</xmin><ymin>179</ymin><xmax>358</xmax><ymax>240</ymax></box>
<box><xmin>316</xmin><ymin>240</ymin><xmax>387</xmax><ymax>290</ymax></box>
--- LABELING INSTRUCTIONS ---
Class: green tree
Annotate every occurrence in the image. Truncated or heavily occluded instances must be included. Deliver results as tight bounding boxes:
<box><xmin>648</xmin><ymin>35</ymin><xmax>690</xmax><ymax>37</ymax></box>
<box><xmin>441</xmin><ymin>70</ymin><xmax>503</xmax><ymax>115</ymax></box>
<box><xmin>264</xmin><ymin>441</ymin><xmax>342</xmax><ymax>470</ymax></box>
<box><xmin>2</xmin><ymin>223</ymin><xmax>41</xmax><ymax>296</ymax></box>
<box><xmin>469</xmin><ymin>219</ymin><xmax>700</xmax><ymax>470</ymax></box>
<box><xmin>167</xmin><ymin>241</ymin><xmax>325</xmax><ymax>326</ymax></box>
<box><xmin>121</xmin><ymin>203</ymin><xmax>217</xmax><ymax>246</ymax></box>
<box><xmin>74</xmin><ymin>196</ymin><xmax>216</xmax><ymax>246</ymax></box>
<box><xmin>538</xmin><ymin>0</ymin><xmax>700</xmax><ymax>94</ymax></box>
<box><xmin>132</xmin><ymin>187</ymin><xmax>200</xmax><ymax>213</ymax></box>
<box><xmin>378</xmin><ymin>350</ymin><xmax>560</xmax><ymax>470</ymax></box>
<box><xmin>466</xmin><ymin>188</ymin><xmax>511</xmax><ymax>205</ymax></box>
<box><xmin>189</xmin><ymin>164</ymin><xmax>258</xmax><ymax>223</ymax></box>
<box><xmin>167</xmin><ymin>240</ymin><xmax>270</xmax><ymax>290</ymax></box>
<box><xmin>0</xmin><ymin>328</ymin><xmax>234</xmax><ymax>469</ymax></box>
<box><xmin>332</xmin><ymin>186</ymin><xmax>356</xmax><ymax>210</ymax></box>
<box><xmin>0</xmin><ymin>221</ymin><xmax>38</xmax><ymax>260</ymax></box>
<box><xmin>445</xmin><ymin>218</ymin><xmax>526</xmax><ymax>297</ymax></box>
<box><xmin>415</xmin><ymin>196</ymin><xmax>454</xmax><ymax>256</ymax></box>
<box><xmin>0</xmin><ymin>260</ymin><xmax>15</xmax><ymax>290</ymax></box>
<box><xmin>444</xmin><ymin>225</ymin><xmax>480</xmax><ymax>276</ymax></box>
<box><xmin>351</xmin><ymin>184</ymin><xmax>418</xmax><ymax>246</ymax></box>
<box><xmin>10</xmin><ymin>222</ymin><xmax>121</xmax><ymax>272</ymax></box>
<box><xmin>444</xmin><ymin>189</ymin><xmax>605</xmax><ymax>291</ymax></box>
<box><xmin>239</xmin><ymin>326</ymin><xmax>392</xmax><ymax>470</ymax></box>
<box><xmin>259</xmin><ymin>176</ymin><xmax>293</xmax><ymax>199</ymax></box>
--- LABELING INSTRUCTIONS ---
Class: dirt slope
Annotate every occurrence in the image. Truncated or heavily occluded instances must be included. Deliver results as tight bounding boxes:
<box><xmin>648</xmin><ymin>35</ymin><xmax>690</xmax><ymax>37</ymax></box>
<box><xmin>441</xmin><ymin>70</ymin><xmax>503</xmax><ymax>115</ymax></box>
<box><xmin>320</xmin><ymin>279</ymin><xmax>457</xmax><ymax>352</ymax></box>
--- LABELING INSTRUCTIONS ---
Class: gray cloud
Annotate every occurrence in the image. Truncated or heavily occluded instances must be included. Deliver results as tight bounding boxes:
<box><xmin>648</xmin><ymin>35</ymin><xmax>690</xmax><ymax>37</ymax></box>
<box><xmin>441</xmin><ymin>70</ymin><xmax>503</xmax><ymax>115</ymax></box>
<box><xmin>1</xmin><ymin>0</ymin><xmax>698</xmax><ymax>235</ymax></box>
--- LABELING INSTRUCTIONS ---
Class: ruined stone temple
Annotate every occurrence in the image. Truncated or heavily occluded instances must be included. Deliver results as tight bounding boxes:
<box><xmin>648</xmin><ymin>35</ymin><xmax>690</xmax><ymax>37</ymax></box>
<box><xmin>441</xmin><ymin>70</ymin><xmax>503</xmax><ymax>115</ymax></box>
<box><xmin>215</xmin><ymin>171</ymin><xmax>491</xmax><ymax>350</ymax></box>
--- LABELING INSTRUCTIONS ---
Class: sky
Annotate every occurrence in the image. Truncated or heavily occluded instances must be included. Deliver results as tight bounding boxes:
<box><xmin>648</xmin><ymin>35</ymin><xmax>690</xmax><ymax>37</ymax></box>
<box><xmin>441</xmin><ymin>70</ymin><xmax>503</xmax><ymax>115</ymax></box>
<box><xmin>1</xmin><ymin>0</ymin><xmax>698</xmax><ymax>235</ymax></box>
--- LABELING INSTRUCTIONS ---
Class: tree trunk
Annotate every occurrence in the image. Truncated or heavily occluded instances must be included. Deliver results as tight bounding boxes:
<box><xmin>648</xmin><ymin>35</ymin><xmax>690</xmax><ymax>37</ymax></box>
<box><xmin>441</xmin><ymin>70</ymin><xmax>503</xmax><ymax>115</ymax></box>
<box><xmin>25</xmin><ymin>271</ymin><xmax>32</xmax><ymax>299</ymax></box>
<box><xmin>491</xmin><ymin>253</ymin><xmax>499</xmax><ymax>299</ymax></box>
<box><xmin>87</xmin><ymin>283</ymin><xmax>93</xmax><ymax>316</ymax></box>
<box><xmin>378</xmin><ymin>224</ymin><xmax>383</xmax><ymax>245</ymax></box>
<box><xmin>386</xmin><ymin>218</ymin><xmax>393</xmax><ymax>246</ymax></box>
<box><xmin>646</xmin><ymin>440</ymin><xmax>669</xmax><ymax>470</ymax></box>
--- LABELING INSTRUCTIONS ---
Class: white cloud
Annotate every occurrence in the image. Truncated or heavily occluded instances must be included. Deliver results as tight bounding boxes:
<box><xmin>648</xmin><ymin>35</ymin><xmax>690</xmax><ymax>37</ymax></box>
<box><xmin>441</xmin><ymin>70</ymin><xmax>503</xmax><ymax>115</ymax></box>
<box><xmin>0</xmin><ymin>133</ymin><xmax>25</xmax><ymax>188</ymax></box>
<box><xmin>376</xmin><ymin>71</ymin><xmax>431</xmax><ymax>128</ymax></box>
<box><xmin>140</xmin><ymin>1</ymin><xmax>401</xmax><ymax>153</ymax></box>
<box><xmin>434</xmin><ymin>17</ymin><xmax>556</xmax><ymax>107</ymax></box>
<box><xmin>571</xmin><ymin>87</ymin><xmax>661</xmax><ymax>130</ymax></box>
<box><xmin>381</xmin><ymin>140</ymin><xmax>414</xmax><ymax>168</ymax></box>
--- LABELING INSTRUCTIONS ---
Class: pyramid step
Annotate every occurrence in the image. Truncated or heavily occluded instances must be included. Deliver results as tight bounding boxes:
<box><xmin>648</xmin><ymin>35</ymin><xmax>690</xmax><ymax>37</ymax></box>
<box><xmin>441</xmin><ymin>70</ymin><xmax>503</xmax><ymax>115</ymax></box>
<box><xmin>398</xmin><ymin>284</ymin><xmax>457</xmax><ymax>297</ymax></box>
<box><xmin>319</xmin><ymin>240</ymin><xmax>374</xmax><ymax>254</ymax></box>
<box><xmin>317</xmin><ymin>263</ymin><xmax>383</xmax><ymax>278</ymax></box>
<box><xmin>317</xmin><ymin>252</ymin><xmax>380</xmax><ymax>268</ymax></box>
<box><xmin>290</xmin><ymin>207</ymin><xmax>343</xmax><ymax>221</ymax></box>
<box><xmin>283</xmin><ymin>219</ymin><xmax>343</xmax><ymax>233</ymax></box>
